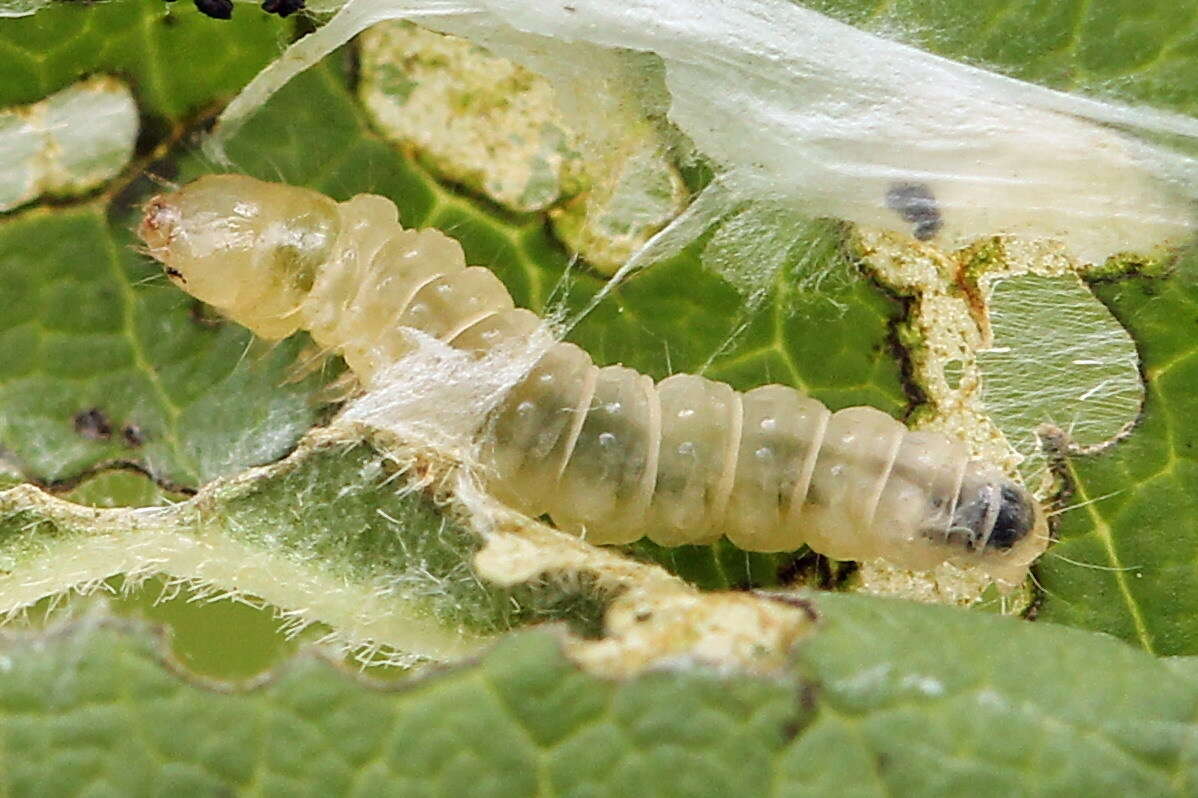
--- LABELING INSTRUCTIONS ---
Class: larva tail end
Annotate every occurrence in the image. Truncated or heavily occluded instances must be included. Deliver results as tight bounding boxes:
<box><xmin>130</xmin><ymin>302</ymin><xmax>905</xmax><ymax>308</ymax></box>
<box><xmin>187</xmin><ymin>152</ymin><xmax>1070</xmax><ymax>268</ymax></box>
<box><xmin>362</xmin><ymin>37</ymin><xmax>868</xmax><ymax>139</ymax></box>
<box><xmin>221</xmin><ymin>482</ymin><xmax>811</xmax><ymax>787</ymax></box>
<box><xmin>138</xmin><ymin>175</ymin><xmax>342</xmax><ymax>340</ymax></box>
<box><xmin>138</xmin><ymin>194</ymin><xmax>177</xmax><ymax>261</ymax></box>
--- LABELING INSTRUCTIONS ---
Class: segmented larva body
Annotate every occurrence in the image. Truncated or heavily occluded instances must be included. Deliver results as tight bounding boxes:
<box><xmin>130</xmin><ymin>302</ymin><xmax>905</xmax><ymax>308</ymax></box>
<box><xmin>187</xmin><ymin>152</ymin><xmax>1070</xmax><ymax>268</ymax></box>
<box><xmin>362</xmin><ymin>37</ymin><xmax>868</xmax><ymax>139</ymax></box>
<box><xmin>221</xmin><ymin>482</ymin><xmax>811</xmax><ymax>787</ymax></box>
<box><xmin>139</xmin><ymin>175</ymin><xmax>1048</xmax><ymax>584</ymax></box>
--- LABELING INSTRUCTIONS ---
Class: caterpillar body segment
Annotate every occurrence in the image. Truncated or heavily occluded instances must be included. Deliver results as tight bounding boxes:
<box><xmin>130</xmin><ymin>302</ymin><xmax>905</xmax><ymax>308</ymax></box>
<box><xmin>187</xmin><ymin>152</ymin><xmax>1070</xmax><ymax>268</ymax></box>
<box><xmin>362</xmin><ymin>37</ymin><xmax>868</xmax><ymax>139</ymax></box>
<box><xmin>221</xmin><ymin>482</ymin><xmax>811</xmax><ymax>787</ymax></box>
<box><xmin>552</xmin><ymin>364</ymin><xmax>660</xmax><ymax>545</ymax></box>
<box><xmin>139</xmin><ymin>175</ymin><xmax>1049</xmax><ymax>585</ymax></box>
<box><xmin>482</xmin><ymin>340</ymin><xmax>596</xmax><ymax>513</ymax></box>
<box><xmin>647</xmin><ymin>374</ymin><xmax>738</xmax><ymax>547</ymax></box>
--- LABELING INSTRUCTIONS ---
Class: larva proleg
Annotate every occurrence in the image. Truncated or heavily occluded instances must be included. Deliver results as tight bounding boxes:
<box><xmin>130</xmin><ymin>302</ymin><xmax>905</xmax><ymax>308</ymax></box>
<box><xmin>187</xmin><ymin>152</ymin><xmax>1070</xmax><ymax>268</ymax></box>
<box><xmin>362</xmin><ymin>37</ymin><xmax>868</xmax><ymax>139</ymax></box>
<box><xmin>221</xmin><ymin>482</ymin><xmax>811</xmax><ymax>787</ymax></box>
<box><xmin>139</xmin><ymin>174</ymin><xmax>1049</xmax><ymax>586</ymax></box>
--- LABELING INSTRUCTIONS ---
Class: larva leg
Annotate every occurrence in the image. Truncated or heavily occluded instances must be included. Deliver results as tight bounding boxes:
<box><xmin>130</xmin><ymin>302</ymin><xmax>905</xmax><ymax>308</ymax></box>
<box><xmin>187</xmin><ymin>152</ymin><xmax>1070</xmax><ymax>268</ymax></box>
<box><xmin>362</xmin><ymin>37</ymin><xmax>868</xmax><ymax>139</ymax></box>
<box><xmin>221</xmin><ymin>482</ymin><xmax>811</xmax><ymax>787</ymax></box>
<box><xmin>646</xmin><ymin>374</ymin><xmax>740</xmax><ymax>546</ymax></box>
<box><xmin>724</xmin><ymin>385</ymin><xmax>830</xmax><ymax>552</ymax></box>
<box><xmin>549</xmin><ymin>365</ymin><xmax>659</xmax><ymax>545</ymax></box>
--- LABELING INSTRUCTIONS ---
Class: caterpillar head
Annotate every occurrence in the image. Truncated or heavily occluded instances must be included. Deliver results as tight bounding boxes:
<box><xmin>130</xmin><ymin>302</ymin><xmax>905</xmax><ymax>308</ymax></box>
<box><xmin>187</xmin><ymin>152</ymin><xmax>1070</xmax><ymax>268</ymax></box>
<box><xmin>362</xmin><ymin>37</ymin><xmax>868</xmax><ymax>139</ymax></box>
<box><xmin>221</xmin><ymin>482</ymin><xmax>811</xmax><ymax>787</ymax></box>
<box><xmin>139</xmin><ymin>174</ymin><xmax>340</xmax><ymax>339</ymax></box>
<box><xmin>945</xmin><ymin>464</ymin><xmax>1048</xmax><ymax>580</ymax></box>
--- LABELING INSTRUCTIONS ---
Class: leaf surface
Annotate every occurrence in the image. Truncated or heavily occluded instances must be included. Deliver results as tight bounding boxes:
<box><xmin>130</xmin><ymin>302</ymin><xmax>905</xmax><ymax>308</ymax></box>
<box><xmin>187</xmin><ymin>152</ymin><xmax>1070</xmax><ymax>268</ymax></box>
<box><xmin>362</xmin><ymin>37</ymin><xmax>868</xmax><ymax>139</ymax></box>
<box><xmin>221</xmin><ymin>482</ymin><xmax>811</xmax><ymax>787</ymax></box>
<box><xmin>2</xmin><ymin>2</ymin><xmax>1198</xmax><ymax>793</ymax></box>
<box><xmin>4</xmin><ymin>594</ymin><xmax>1198</xmax><ymax>796</ymax></box>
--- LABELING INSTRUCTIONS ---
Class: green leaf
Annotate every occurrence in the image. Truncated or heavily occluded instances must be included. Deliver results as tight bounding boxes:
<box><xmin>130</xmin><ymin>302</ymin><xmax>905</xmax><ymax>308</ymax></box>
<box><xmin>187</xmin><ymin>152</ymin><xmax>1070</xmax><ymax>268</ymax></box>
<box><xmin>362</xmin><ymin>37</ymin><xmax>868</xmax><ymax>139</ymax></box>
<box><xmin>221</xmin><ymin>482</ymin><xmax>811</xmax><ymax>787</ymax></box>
<box><xmin>62</xmin><ymin>468</ymin><xmax>184</xmax><ymax>508</ymax></box>
<box><xmin>5</xmin><ymin>0</ymin><xmax>1198</xmax><ymax>792</ymax></box>
<box><xmin>0</xmin><ymin>1</ymin><xmax>290</xmax><ymax>118</ymax></box>
<box><xmin>0</xmin><ymin>621</ymin><xmax>787</xmax><ymax>796</ymax></box>
<box><xmin>1036</xmin><ymin>259</ymin><xmax>1198</xmax><ymax>655</ymax></box>
<box><xmin>801</xmin><ymin>0</ymin><xmax>1198</xmax><ymax>650</ymax></box>
<box><xmin>0</xmin><ymin>2</ymin><xmax>330</xmax><ymax>487</ymax></box>
<box><xmin>803</xmin><ymin>0</ymin><xmax>1198</xmax><ymax>113</ymax></box>
<box><xmin>5</xmin><ymin>594</ymin><xmax>1198</xmax><ymax>796</ymax></box>
<box><xmin>789</xmin><ymin>593</ymin><xmax>1198</xmax><ymax>796</ymax></box>
<box><xmin>0</xmin><ymin>433</ymin><xmax>610</xmax><ymax>664</ymax></box>
<box><xmin>0</xmin><ymin>204</ymin><xmax>329</xmax><ymax>486</ymax></box>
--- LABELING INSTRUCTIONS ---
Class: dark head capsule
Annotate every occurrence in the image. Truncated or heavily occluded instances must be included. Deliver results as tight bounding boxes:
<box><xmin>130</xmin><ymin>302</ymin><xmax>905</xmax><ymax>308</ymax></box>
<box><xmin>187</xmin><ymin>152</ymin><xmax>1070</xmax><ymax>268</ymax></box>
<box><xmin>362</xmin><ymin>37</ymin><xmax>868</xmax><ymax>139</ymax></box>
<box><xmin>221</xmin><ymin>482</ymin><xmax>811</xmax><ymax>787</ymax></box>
<box><xmin>987</xmin><ymin>484</ymin><xmax>1037</xmax><ymax>550</ymax></box>
<box><xmin>948</xmin><ymin>479</ymin><xmax>1037</xmax><ymax>552</ymax></box>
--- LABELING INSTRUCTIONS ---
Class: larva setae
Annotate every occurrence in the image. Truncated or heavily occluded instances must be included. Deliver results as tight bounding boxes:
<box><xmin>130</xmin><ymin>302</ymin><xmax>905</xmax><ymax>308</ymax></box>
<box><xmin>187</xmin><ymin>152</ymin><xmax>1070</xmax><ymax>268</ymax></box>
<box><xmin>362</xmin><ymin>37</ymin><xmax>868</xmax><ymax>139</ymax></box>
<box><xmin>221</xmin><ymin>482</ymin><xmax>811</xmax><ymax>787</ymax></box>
<box><xmin>139</xmin><ymin>175</ymin><xmax>1048</xmax><ymax>585</ymax></box>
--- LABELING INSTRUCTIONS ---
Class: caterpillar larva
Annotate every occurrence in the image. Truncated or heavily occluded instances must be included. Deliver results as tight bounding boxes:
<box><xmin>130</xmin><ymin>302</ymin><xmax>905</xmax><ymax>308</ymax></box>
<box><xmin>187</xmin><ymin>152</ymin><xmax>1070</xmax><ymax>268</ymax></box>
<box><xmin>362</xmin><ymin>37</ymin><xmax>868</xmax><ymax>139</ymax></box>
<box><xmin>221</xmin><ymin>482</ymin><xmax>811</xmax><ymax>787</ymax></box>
<box><xmin>138</xmin><ymin>175</ymin><xmax>1048</xmax><ymax>585</ymax></box>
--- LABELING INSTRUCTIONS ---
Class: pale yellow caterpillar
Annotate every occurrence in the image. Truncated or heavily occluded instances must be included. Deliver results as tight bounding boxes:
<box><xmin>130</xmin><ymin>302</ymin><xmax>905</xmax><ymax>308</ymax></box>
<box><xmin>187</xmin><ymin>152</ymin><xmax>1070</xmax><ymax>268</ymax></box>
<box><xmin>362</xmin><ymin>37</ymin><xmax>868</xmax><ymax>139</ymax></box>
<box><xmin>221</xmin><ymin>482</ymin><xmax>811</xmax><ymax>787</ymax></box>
<box><xmin>138</xmin><ymin>175</ymin><xmax>1048</xmax><ymax>585</ymax></box>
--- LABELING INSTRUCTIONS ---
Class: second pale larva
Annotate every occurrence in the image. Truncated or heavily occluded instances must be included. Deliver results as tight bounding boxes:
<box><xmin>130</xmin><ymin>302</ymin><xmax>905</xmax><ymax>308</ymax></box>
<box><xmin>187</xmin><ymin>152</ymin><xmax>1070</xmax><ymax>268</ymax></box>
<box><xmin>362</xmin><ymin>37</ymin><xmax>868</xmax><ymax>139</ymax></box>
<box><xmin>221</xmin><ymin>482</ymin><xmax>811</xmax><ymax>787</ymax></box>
<box><xmin>138</xmin><ymin>175</ymin><xmax>1048</xmax><ymax>585</ymax></box>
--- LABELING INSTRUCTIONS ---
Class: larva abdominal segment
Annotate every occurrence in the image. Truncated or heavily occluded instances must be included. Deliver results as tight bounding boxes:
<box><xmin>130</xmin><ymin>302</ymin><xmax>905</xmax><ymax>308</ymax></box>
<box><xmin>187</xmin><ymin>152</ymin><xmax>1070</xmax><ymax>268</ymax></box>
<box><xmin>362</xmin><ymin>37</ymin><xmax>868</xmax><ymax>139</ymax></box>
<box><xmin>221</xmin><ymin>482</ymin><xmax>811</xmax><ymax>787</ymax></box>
<box><xmin>139</xmin><ymin>175</ymin><xmax>1049</xmax><ymax>586</ymax></box>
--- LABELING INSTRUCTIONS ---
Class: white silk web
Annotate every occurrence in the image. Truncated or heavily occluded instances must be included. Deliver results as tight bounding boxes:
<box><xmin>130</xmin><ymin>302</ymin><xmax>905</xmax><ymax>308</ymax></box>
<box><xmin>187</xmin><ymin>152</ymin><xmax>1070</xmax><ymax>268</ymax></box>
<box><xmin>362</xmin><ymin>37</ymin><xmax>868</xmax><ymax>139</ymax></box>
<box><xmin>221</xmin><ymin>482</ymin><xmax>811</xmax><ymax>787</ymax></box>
<box><xmin>210</xmin><ymin>0</ymin><xmax>1198</xmax><ymax>269</ymax></box>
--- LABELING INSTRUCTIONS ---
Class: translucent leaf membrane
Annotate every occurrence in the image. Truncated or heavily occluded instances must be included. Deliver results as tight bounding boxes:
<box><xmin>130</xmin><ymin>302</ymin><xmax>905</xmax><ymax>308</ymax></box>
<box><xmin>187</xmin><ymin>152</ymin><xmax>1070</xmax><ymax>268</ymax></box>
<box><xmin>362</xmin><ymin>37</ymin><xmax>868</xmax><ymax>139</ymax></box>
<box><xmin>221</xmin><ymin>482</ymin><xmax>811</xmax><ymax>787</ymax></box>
<box><xmin>979</xmin><ymin>272</ymin><xmax>1144</xmax><ymax>479</ymax></box>
<box><xmin>0</xmin><ymin>76</ymin><xmax>137</xmax><ymax>212</ymax></box>
<box><xmin>213</xmin><ymin>0</ymin><xmax>1198</xmax><ymax>269</ymax></box>
<box><xmin>357</xmin><ymin>21</ymin><xmax>587</xmax><ymax>214</ymax></box>
<box><xmin>0</xmin><ymin>0</ymin><xmax>49</xmax><ymax>18</ymax></box>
